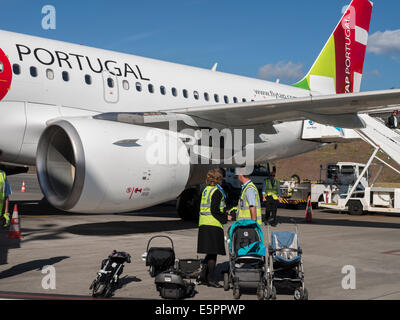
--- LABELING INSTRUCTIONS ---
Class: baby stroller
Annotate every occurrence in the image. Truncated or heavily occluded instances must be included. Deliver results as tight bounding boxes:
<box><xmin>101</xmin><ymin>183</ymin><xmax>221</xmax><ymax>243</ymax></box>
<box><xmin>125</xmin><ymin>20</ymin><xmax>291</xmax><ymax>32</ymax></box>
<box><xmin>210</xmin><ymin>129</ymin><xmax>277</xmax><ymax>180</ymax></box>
<box><xmin>90</xmin><ymin>250</ymin><xmax>131</xmax><ymax>298</ymax></box>
<box><xmin>266</xmin><ymin>222</ymin><xmax>308</xmax><ymax>300</ymax></box>
<box><xmin>223</xmin><ymin>220</ymin><xmax>266</xmax><ymax>300</ymax></box>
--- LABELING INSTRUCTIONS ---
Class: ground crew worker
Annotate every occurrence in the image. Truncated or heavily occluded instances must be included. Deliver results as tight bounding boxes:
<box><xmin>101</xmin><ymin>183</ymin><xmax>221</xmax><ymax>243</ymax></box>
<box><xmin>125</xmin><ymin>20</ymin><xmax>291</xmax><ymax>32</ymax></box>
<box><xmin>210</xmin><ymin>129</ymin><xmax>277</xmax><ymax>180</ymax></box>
<box><xmin>387</xmin><ymin>110</ymin><xmax>398</xmax><ymax>129</ymax></box>
<box><xmin>197</xmin><ymin>169</ymin><xmax>229</xmax><ymax>288</ymax></box>
<box><xmin>262</xmin><ymin>168</ymin><xmax>280</xmax><ymax>226</ymax></box>
<box><xmin>0</xmin><ymin>151</ymin><xmax>11</xmax><ymax>228</ymax></box>
<box><xmin>236</xmin><ymin>167</ymin><xmax>262</xmax><ymax>225</ymax></box>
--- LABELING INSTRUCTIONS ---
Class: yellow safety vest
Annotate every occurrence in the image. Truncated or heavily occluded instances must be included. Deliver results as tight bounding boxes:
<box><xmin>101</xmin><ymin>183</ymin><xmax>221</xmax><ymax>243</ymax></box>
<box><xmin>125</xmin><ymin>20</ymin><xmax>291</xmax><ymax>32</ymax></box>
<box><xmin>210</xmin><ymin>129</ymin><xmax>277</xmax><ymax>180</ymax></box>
<box><xmin>0</xmin><ymin>171</ymin><xmax>6</xmax><ymax>214</ymax></box>
<box><xmin>238</xmin><ymin>182</ymin><xmax>262</xmax><ymax>225</ymax></box>
<box><xmin>199</xmin><ymin>185</ymin><xmax>225</xmax><ymax>229</ymax></box>
<box><xmin>265</xmin><ymin>179</ymin><xmax>279</xmax><ymax>200</ymax></box>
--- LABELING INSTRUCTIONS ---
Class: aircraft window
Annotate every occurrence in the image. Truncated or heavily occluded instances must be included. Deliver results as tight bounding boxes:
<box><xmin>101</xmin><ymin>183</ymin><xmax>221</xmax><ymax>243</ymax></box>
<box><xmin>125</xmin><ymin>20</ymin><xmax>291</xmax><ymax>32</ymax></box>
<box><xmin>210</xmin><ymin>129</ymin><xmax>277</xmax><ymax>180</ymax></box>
<box><xmin>85</xmin><ymin>74</ymin><xmax>92</xmax><ymax>85</ymax></box>
<box><xmin>193</xmin><ymin>91</ymin><xmax>199</xmax><ymax>100</ymax></box>
<box><xmin>12</xmin><ymin>64</ymin><xmax>21</xmax><ymax>75</ymax></box>
<box><xmin>107</xmin><ymin>77</ymin><xmax>114</xmax><ymax>88</ymax></box>
<box><xmin>172</xmin><ymin>87</ymin><xmax>177</xmax><ymax>97</ymax></box>
<box><xmin>233</xmin><ymin>97</ymin><xmax>238</xmax><ymax>103</ymax></box>
<box><xmin>160</xmin><ymin>86</ymin><xmax>166</xmax><ymax>95</ymax></box>
<box><xmin>30</xmin><ymin>66</ymin><xmax>38</xmax><ymax>78</ymax></box>
<box><xmin>183</xmin><ymin>89</ymin><xmax>188</xmax><ymax>98</ymax></box>
<box><xmin>46</xmin><ymin>69</ymin><xmax>54</xmax><ymax>80</ymax></box>
<box><xmin>122</xmin><ymin>80</ymin><xmax>129</xmax><ymax>90</ymax></box>
<box><xmin>224</xmin><ymin>95</ymin><xmax>229</xmax><ymax>104</ymax></box>
<box><xmin>242</xmin><ymin>98</ymin><xmax>246</xmax><ymax>102</ymax></box>
<box><xmin>148</xmin><ymin>84</ymin><xmax>154</xmax><ymax>93</ymax></box>
<box><xmin>204</xmin><ymin>92</ymin><xmax>209</xmax><ymax>101</ymax></box>
<box><xmin>136</xmin><ymin>82</ymin><xmax>142</xmax><ymax>92</ymax></box>
<box><xmin>0</xmin><ymin>62</ymin><xmax>3</xmax><ymax>73</ymax></box>
<box><xmin>214</xmin><ymin>94</ymin><xmax>219</xmax><ymax>103</ymax></box>
<box><xmin>62</xmin><ymin>71</ymin><xmax>69</xmax><ymax>82</ymax></box>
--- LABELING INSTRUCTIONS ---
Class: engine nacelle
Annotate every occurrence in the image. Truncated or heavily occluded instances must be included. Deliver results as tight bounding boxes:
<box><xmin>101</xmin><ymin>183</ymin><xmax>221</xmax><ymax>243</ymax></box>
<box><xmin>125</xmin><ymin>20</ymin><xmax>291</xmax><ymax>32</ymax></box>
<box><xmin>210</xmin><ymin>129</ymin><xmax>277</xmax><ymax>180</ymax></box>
<box><xmin>36</xmin><ymin>118</ymin><xmax>191</xmax><ymax>213</ymax></box>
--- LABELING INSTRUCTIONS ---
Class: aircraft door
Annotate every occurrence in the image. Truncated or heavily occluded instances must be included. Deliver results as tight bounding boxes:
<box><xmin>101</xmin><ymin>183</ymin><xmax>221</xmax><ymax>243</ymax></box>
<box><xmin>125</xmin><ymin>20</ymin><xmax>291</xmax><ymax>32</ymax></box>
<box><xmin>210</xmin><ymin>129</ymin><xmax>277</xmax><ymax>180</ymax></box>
<box><xmin>102</xmin><ymin>70</ymin><xmax>119</xmax><ymax>103</ymax></box>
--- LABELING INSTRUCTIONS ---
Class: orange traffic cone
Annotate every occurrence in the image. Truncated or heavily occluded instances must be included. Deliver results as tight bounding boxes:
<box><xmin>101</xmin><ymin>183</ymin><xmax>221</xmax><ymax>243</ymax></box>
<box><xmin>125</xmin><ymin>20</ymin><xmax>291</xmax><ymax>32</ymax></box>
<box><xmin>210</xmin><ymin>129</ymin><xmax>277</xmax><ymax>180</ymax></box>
<box><xmin>305</xmin><ymin>195</ymin><xmax>313</xmax><ymax>223</ymax></box>
<box><xmin>8</xmin><ymin>204</ymin><xmax>23</xmax><ymax>239</ymax></box>
<box><xmin>20</xmin><ymin>181</ymin><xmax>26</xmax><ymax>193</ymax></box>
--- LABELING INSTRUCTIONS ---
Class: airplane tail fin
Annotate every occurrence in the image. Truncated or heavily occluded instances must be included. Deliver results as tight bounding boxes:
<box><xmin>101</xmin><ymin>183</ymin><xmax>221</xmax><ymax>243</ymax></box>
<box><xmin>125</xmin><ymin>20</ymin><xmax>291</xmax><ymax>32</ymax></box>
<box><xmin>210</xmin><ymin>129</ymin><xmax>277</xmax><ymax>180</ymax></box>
<box><xmin>293</xmin><ymin>0</ymin><xmax>373</xmax><ymax>94</ymax></box>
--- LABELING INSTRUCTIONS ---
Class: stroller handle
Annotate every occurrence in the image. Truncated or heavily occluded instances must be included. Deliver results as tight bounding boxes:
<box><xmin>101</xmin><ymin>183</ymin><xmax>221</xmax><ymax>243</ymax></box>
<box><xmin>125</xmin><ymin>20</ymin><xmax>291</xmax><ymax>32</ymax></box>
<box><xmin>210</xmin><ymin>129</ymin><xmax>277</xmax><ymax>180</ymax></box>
<box><xmin>146</xmin><ymin>235</ymin><xmax>174</xmax><ymax>252</ymax></box>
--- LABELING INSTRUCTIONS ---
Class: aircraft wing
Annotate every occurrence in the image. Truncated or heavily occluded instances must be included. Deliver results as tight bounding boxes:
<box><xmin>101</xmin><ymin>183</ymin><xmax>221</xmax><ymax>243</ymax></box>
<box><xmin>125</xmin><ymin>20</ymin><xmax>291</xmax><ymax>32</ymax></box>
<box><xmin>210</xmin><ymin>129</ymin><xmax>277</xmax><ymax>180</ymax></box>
<box><xmin>166</xmin><ymin>89</ymin><xmax>400</xmax><ymax>129</ymax></box>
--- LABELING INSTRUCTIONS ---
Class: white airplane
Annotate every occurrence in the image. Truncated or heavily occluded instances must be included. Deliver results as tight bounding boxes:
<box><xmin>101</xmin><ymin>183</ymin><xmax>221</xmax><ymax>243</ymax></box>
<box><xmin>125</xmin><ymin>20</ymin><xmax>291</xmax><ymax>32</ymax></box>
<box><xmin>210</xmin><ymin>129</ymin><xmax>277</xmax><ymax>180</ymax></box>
<box><xmin>0</xmin><ymin>0</ymin><xmax>399</xmax><ymax>219</ymax></box>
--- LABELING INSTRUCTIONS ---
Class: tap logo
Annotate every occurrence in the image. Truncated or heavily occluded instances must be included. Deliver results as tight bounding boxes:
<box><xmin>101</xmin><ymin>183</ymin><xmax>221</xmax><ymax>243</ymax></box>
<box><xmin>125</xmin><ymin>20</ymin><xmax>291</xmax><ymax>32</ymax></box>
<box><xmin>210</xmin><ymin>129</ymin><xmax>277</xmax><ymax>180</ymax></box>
<box><xmin>0</xmin><ymin>48</ymin><xmax>12</xmax><ymax>101</ymax></box>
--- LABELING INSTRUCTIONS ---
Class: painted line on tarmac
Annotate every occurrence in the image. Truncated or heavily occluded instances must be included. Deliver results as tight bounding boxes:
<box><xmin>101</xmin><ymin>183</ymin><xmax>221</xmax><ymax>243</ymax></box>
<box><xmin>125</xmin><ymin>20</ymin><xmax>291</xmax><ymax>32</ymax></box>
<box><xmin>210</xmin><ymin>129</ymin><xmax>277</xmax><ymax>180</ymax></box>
<box><xmin>381</xmin><ymin>249</ymin><xmax>400</xmax><ymax>256</ymax></box>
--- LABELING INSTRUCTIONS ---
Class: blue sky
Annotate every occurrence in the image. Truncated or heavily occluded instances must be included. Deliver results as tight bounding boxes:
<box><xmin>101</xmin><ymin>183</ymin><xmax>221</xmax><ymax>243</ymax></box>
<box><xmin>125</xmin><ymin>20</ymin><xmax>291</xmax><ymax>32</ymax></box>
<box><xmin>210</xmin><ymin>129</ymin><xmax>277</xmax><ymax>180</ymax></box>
<box><xmin>1</xmin><ymin>0</ymin><xmax>399</xmax><ymax>91</ymax></box>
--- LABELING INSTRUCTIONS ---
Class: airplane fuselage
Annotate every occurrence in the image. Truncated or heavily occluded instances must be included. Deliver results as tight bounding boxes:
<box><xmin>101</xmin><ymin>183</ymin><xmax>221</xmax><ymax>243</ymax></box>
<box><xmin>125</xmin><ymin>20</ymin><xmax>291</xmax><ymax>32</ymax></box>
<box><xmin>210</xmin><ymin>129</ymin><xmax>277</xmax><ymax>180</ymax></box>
<box><xmin>0</xmin><ymin>29</ymin><xmax>324</xmax><ymax>167</ymax></box>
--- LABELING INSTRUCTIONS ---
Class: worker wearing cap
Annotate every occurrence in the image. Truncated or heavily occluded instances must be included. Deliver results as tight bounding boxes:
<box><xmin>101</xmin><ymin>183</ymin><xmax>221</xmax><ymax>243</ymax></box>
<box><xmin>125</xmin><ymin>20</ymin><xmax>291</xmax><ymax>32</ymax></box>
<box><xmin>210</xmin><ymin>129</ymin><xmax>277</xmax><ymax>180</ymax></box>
<box><xmin>0</xmin><ymin>151</ymin><xmax>11</xmax><ymax>228</ymax></box>
<box><xmin>236</xmin><ymin>167</ymin><xmax>262</xmax><ymax>225</ymax></box>
<box><xmin>262</xmin><ymin>168</ymin><xmax>280</xmax><ymax>227</ymax></box>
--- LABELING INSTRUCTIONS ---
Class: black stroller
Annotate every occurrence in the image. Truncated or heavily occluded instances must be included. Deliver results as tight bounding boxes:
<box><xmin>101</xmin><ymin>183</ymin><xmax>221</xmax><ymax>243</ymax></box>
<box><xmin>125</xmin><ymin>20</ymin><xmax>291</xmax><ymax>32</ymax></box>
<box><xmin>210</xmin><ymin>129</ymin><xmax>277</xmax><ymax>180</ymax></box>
<box><xmin>265</xmin><ymin>222</ymin><xmax>308</xmax><ymax>300</ymax></box>
<box><xmin>90</xmin><ymin>250</ymin><xmax>131</xmax><ymax>298</ymax></box>
<box><xmin>223</xmin><ymin>220</ymin><xmax>267</xmax><ymax>300</ymax></box>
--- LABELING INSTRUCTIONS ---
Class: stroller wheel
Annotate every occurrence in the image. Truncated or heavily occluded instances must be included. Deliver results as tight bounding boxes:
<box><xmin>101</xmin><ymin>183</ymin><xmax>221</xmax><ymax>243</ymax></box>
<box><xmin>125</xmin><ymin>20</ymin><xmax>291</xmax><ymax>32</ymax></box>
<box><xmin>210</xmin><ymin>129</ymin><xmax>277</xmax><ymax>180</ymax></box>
<box><xmin>223</xmin><ymin>273</ymin><xmax>230</xmax><ymax>291</ymax></box>
<box><xmin>233</xmin><ymin>287</ymin><xmax>240</xmax><ymax>300</ymax></box>
<box><xmin>294</xmin><ymin>288</ymin><xmax>308</xmax><ymax>300</ymax></box>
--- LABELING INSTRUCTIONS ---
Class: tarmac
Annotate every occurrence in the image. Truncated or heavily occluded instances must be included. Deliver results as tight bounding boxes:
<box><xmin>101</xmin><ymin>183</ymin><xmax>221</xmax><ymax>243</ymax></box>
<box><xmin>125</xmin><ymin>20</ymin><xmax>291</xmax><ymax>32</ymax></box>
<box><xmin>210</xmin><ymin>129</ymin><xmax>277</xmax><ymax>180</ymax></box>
<box><xmin>0</xmin><ymin>173</ymin><xmax>400</xmax><ymax>300</ymax></box>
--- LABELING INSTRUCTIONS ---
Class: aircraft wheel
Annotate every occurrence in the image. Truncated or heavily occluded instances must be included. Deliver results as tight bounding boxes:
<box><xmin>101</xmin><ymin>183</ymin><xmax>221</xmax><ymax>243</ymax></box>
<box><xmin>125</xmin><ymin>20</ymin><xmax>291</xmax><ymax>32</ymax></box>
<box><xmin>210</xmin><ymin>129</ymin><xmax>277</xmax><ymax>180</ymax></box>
<box><xmin>177</xmin><ymin>188</ymin><xmax>200</xmax><ymax>221</ymax></box>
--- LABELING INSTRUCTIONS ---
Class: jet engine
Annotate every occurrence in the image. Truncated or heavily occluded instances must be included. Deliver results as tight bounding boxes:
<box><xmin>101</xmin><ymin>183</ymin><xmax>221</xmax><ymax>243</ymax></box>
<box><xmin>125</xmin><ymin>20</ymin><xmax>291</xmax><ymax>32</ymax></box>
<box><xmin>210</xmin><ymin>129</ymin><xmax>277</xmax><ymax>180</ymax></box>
<box><xmin>36</xmin><ymin>118</ymin><xmax>191</xmax><ymax>213</ymax></box>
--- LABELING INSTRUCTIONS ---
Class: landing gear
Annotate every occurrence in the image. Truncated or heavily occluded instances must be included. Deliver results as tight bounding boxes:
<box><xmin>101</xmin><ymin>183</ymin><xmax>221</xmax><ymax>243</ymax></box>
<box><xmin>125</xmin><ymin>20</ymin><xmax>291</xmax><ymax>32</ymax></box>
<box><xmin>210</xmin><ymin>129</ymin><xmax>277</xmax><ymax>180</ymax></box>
<box><xmin>176</xmin><ymin>188</ymin><xmax>200</xmax><ymax>221</ymax></box>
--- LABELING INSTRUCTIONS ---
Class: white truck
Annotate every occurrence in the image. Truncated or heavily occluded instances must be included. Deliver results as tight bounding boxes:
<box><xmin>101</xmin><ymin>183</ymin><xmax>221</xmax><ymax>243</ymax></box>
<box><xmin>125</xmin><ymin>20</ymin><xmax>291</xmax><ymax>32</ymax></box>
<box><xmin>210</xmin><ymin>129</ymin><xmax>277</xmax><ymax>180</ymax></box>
<box><xmin>318</xmin><ymin>147</ymin><xmax>400</xmax><ymax>215</ymax></box>
<box><xmin>310</xmin><ymin>162</ymin><xmax>370</xmax><ymax>207</ymax></box>
<box><xmin>277</xmin><ymin>162</ymin><xmax>369</xmax><ymax>209</ymax></box>
<box><xmin>318</xmin><ymin>117</ymin><xmax>400</xmax><ymax>215</ymax></box>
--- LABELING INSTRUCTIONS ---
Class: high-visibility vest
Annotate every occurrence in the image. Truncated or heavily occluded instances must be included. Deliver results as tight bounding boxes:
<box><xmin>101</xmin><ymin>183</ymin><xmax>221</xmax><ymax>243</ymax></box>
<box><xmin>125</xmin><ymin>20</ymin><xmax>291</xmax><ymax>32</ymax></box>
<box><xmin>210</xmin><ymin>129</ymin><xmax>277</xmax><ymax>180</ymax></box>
<box><xmin>0</xmin><ymin>171</ymin><xmax>6</xmax><ymax>214</ymax></box>
<box><xmin>265</xmin><ymin>179</ymin><xmax>279</xmax><ymax>200</ymax></box>
<box><xmin>199</xmin><ymin>185</ymin><xmax>225</xmax><ymax>229</ymax></box>
<box><xmin>238</xmin><ymin>181</ymin><xmax>262</xmax><ymax>225</ymax></box>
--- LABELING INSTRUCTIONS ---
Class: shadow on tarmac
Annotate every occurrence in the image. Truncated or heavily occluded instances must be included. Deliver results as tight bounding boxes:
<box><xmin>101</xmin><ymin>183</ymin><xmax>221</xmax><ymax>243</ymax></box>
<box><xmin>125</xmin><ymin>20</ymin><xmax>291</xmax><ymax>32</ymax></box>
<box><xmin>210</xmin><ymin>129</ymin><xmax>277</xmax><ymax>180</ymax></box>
<box><xmin>277</xmin><ymin>215</ymin><xmax>400</xmax><ymax>229</ymax></box>
<box><xmin>64</xmin><ymin>220</ymin><xmax>197</xmax><ymax>236</ymax></box>
<box><xmin>0</xmin><ymin>256</ymin><xmax>69</xmax><ymax>279</ymax></box>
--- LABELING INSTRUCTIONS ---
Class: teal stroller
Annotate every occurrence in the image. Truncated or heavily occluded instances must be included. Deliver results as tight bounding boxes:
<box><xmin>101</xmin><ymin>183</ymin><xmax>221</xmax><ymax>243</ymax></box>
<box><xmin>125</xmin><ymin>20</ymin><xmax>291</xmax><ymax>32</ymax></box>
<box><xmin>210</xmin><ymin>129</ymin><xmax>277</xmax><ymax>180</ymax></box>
<box><xmin>223</xmin><ymin>220</ymin><xmax>267</xmax><ymax>300</ymax></box>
